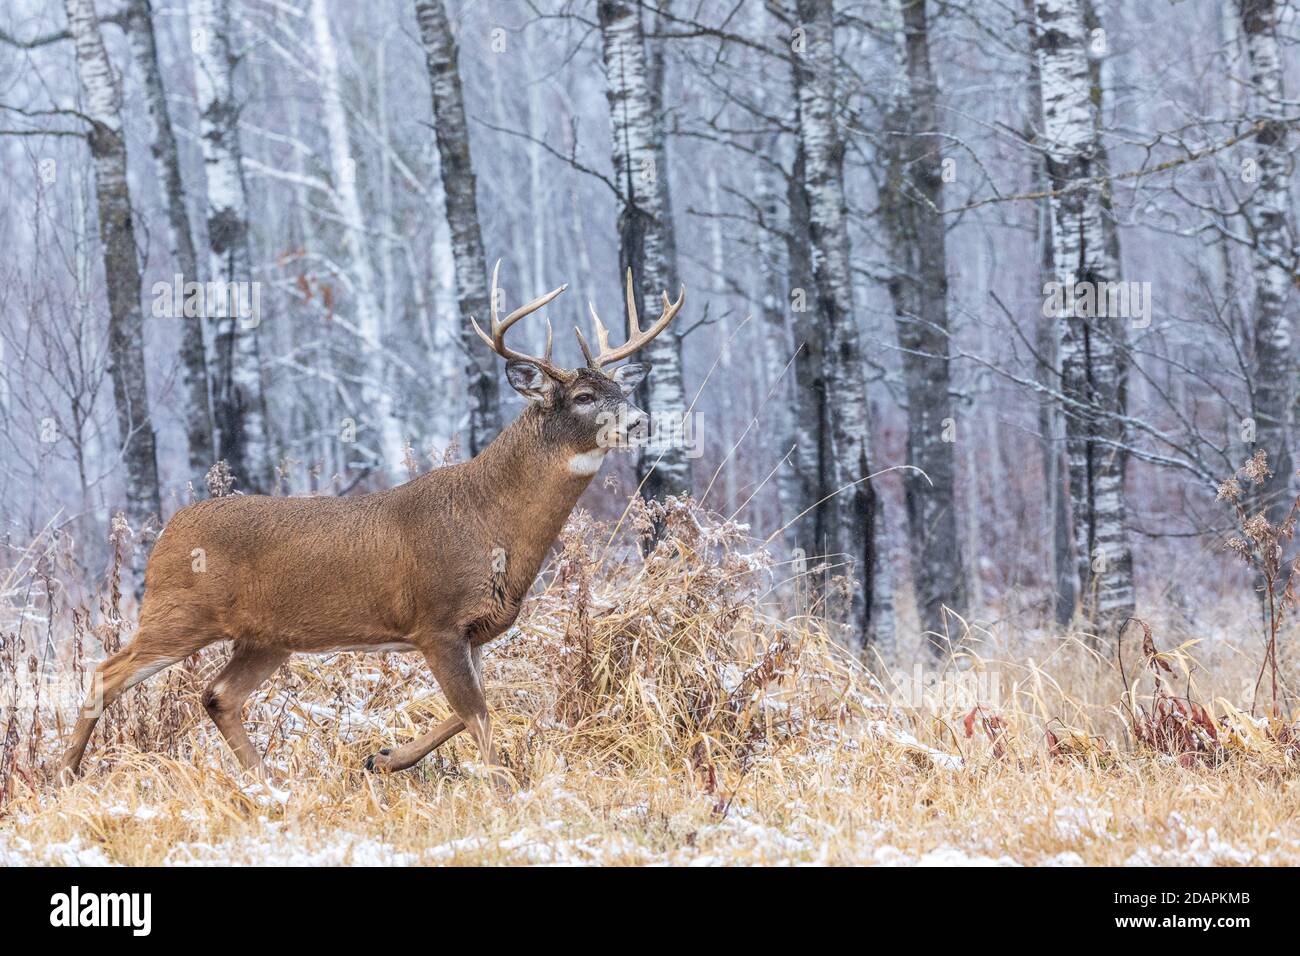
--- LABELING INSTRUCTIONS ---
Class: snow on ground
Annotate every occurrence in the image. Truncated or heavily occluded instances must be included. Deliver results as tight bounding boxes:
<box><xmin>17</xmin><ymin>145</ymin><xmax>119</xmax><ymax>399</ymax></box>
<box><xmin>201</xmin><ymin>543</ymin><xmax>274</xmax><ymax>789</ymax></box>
<box><xmin>1051</xmin><ymin>800</ymin><xmax>1111</xmax><ymax>840</ymax></box>
<box><xmin>871</xmin><ymin>846</ymin><xmax>1019</xmax><ymax>867</ymax></box>
<box><xmin>167</xmin><ymin>831</ymin><xmax>426</xmax><ymax>867</ymax></box>
<box><xmin>2</xmin><ymin>775</ymin><xmax>1294</xmax><ymax>866</ymax></box>
<box><xmin>1124</xmin><ymin>813</ymin><xmax>1267</xmax><ymax>866</ymax></box>
<box><xmin>865</xmin><ymin>720</ymin><xmax>965</xmax><ymax>771</ymax></box>
<box><xmin>0</xmin><ymin>833</ymin><xmax>116</xmax><ymax>867</ymax></box>
<box><xmin>3</xmin><ymin>797</ymin><xmax>1292</xmax><ymax>866</ymax></box>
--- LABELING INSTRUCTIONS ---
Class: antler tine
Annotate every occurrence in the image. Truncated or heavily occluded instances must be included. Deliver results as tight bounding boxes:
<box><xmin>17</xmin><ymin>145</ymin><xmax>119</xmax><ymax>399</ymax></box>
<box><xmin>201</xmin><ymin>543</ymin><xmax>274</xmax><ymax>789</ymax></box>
<box><xmin>593</xmin><ymin>303</ymin><xmax>612</xmax><ymax>354</ymax></box>
<box><xmin>489</xmin><ymin>258</ymin><xmax>503</xmax><ymax>326</ymax></box>
<box><xmin>469</xmin><ymin>259</ymin><xmax>569</xmax><ymax>377</ymax></box>
<box><xmin>581</xmin><ymin>272</ymin><xmax>686</xmax><ymax>368</ymax></box>
<box><xmin>575</xmin><ymin>303</ymin><xmax>599</xmax><ymax>367</ymax></box>
<box><xmin>577</xmin><ymin>300</ymin><xmax>614</xmax><ymax>368</ymax></box>
<box><xmin>502</xmin><ymin>285</ymin><xmax>566</xmax><ymax>326</ymax></box>
<box><xmin>663</xmin><ymin>286</ymin><xmax>685</xmax><ymax>319</ymax></box>
<box><xmin>624</xmin><ymin>267</ymin><xmax>640</xmax><ymax>337</ymax></box>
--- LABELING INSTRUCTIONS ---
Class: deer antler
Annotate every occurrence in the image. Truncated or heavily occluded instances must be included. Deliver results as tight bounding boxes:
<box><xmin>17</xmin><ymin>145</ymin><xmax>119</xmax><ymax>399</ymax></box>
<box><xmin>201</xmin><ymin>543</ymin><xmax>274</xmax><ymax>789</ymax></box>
<box><xmin>470</xmin><ymin>260</ymin><xmax>571</xmax><ymax>379</ymax></box>
<box><xmin>577</xmin><ymin>268</ymin><xmax>685</xmax><ymax>368</ymax></box>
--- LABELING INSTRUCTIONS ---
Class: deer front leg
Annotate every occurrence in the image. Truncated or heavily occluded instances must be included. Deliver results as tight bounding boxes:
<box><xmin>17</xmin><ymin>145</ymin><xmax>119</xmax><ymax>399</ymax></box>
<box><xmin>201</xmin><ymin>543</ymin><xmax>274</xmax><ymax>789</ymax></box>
<box><xmin>363</xmin><ymin>646</ymin><xmax>481</xmax><ymax>773</ymax></box>
<box><xmin>364</xmin><ymin>716</ymin><xmax>465</xmax><ymax>773</ymax></box>
<box><xmin>422</xmin><ymin>640</ymin><xmax>511</xmax><ymax>795</ymax></box>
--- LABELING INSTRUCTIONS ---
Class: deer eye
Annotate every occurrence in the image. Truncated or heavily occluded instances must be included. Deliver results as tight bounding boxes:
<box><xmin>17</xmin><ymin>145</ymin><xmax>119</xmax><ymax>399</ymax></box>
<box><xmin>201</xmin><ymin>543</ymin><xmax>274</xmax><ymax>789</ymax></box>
<box><xmin>572</xmin><ymin>392</ymin><xmax>595</xmax><ymax>406</ymax></box>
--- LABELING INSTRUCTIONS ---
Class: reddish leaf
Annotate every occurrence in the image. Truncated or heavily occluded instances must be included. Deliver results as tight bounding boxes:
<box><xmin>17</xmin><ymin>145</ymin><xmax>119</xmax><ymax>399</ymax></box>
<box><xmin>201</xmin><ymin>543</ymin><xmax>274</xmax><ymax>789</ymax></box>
<box><xmin>1190</xmin><ymin>702</ymin><xmax>1218</xmax><ymax>740</ymax></box>
<box><xmin>1139</xmin><ymin>619</ymin><xmax>1174</xmax><ymax>674</ymax></box>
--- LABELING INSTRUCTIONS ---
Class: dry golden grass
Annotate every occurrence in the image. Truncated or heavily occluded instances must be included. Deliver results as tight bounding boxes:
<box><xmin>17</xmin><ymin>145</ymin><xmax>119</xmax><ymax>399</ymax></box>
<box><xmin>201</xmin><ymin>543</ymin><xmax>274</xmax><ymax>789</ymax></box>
<box><xmin>2</xmin><ymin>496</ymin><xmax>1299</xmax><ymax>866</ymax></box>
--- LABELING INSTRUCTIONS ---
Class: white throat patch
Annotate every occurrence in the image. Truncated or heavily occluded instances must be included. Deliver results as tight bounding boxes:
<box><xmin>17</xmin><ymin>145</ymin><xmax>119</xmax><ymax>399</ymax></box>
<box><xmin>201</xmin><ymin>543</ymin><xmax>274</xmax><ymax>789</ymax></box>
<box><xmin>567</xmin><ymin>448</ymin><xmax>608</xmax><ymax>476</ymax></box>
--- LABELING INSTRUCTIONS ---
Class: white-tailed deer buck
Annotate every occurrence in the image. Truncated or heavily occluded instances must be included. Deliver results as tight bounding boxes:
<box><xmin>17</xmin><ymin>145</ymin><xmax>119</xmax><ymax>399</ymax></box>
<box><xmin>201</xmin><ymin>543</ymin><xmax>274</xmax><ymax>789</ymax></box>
<box><xmin>59</xmin><ymin>265</ymin><xmax>684</xmax><ymax>791</ymax></box>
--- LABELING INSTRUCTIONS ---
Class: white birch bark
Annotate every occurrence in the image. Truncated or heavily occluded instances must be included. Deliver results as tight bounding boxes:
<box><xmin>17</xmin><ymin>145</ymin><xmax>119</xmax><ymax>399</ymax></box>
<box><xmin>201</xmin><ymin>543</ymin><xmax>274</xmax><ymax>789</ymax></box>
<box><xmin>375</xmin><ymin>39</ymin><xmax>397</xmax><ymax>372</ymax></box>
<box><xmin>791</xmin><ymin>0</ymin><xmax>882</xmax><ymax>647</ymax></box>
<box><xmin>309</xmin><ymin>0</ymin><xmax>406</xmax><ymax>477</ymax></box>
<box><xmin>1024</xmin><ymin>0</ymin><xmax>1076</xmax><ymax>626</ymax></box>
<box><xmin>1035</xmin><ymin>0</ymin><xmax>1134</xmax><ymax>628</ymax></box>
<box><xmin>1236</xmin><ymin>0</ymin><xmax>1295</xmax><ymax>525</ymax></box>
<box><xmin>190</xmin><ymin>0</ymin><xmax>271</xmax><ymax>492</ymax></box>
<box><xmin>706</xmin><ymin>163</ymin><xmax>740</xmax><ymax>510</ymax></box>
<box><xmin>429</xmin><ymin>166</ymin><xmax>462</xmax><ymax>446</ymax></box>
<box><xmin>598</xmin><ymin>0</ymin><xmax>691</xmax><ymax>500</ymax></box>
<box><xmin>64</xmin><ymin>0</ymin><xmax>162</xmax><ymax>585</ymax></box>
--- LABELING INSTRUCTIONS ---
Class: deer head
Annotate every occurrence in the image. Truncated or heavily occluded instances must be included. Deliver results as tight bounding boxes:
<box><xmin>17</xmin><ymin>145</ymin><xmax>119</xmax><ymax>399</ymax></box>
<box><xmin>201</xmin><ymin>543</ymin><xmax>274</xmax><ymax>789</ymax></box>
<box><xmin>471</xmin><ymin>262</ymin><xmax>685</xmax><ymax>462</ymax></box>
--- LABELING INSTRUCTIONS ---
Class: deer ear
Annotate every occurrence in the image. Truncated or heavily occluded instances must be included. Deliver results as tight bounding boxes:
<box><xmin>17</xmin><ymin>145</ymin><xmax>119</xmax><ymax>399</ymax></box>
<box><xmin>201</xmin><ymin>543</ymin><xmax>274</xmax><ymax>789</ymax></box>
<box><xmin>611</xmin><ymin>362</ymin><xmax>649</xmax><ymax>396</ymax></box>
<box><xmin>506</xmin><ymin>361</ymin><xmax>556</xmax><ymax>403</ymax></box>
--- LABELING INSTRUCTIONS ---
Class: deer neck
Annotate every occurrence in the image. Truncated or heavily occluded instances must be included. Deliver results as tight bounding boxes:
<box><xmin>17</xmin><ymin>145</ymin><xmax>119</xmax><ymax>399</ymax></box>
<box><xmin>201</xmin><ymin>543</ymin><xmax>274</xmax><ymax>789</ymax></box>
<box><xmin>462</xmin><ymin>405</ymin><xmax>603</xmax><ymax>563</ymax></box>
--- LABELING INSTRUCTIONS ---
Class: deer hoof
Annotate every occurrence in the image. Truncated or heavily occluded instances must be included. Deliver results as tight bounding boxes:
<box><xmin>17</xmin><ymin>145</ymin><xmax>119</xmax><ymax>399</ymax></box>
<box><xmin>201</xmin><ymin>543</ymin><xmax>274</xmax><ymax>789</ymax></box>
<box><xmin>363</xmin><ymin>749</ymin><xmax>393</xmax><ymax>773</ymax></box>
<box><xmin>55</xmin><ymin>764</ymin><xmax>79</xmax><ymax>788</ymax></box>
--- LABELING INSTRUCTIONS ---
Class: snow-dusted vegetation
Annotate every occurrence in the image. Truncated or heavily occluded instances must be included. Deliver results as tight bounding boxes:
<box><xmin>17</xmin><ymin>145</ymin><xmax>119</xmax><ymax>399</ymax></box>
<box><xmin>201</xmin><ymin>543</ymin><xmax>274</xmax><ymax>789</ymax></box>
<box><xmin>4</xmin><ymin>496</ymin><xmax>1300</xmax><ymax>866</ymax></box>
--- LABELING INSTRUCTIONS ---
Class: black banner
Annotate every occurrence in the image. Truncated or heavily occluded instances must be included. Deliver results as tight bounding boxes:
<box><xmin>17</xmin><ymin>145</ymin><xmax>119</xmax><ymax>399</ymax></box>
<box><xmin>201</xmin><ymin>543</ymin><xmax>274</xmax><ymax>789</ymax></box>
<box><xmin>0</xmin><ymin>865</ymin><xmax>1274</xmax><ymax>942</ymax></box>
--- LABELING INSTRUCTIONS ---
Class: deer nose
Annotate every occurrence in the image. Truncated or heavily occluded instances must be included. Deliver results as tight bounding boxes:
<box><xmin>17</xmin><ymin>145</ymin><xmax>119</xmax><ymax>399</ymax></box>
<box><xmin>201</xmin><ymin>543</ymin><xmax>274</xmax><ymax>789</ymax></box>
<box><xmin>624</xmin><ymin>407</ymin><xmax>649</xmax><ymax>441</ymax></box>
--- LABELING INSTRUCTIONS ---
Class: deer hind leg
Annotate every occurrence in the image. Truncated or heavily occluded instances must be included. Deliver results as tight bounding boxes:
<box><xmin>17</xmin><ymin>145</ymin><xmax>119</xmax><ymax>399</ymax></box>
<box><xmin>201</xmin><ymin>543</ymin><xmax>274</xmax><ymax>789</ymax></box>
<box><xmin>202</xmin><ymin>643</ymin><xmax>289</xmax><ymax>779</ymax></box>
<box><xmin>58</xmin><ymin>626</ymin><xmax>216</xmax><ymax>782</ymax></box>
<box><xmin>364</xmin><ymin>646</ymin><xmax>481</xmax><ymax>774</ymax></box>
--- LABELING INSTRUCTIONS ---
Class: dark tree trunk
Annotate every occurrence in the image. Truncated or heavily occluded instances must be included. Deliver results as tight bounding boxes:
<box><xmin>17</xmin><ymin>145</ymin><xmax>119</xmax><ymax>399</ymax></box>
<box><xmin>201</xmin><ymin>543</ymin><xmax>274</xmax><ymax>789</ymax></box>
<box><xmin>414</xmin><ymin>0</ymin><xmax>501</xmax><ymax>456</ymax></box>
<box><xmin>126</xmin><ymin>0</ymin><xmax>214</xmax><ymax>489</ymax></box>
<box><xmin>881</xmin><ymin>0</ymin><xmax>967</xmax><ymax>655</ymax></box>
<box><xmin>785</xmin><ymin>142</ymin><xmax>833</xmax><ymax>579</ymax></box>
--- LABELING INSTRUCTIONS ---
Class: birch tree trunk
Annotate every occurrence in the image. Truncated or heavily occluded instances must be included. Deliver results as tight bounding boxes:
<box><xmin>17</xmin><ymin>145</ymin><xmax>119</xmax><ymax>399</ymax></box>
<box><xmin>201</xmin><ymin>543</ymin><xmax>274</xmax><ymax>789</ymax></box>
<box><xmin>309</xmin><ymin>0</ymin><xmax>406</xmax><ymax>476</ymax></box>
<box><xmin>1236</xmin><ymin>0</ymin><xmax>1295</xmax><ymax>525</ymax></box>
<box><xmin>413</xmin><ymin>0</ymin><xmax>500</xmax><ymax>457</ymax></box>
<box><xmin>598</xmin><ymin>0</ymin><xmax>691</xmax><ymax>500</ymax></box>
<box><xmin>1035</xmin><ymin>0</ymin><xmax>1134</xmax><ymax>632</ymax></box>
<box><xmin>190</xmin><ymin>0</ymin><xmax>271</xmax><ymax>492</ymax></box>
<box><xmin>881</xmin><ymin>0</ymin><xmax>966</xmax><ymax>655</ymax></box>
<box><xmin>64</xmin><ymin>0</ymin><xmax>161</xmax><ymax>582</ymax></box>
<box><xmin>1081</xmin><ymin>0</ymin><xmax>1125</xmax><ymax>306</ymax></box>
<box><xmin>791</xmin><ymin>0</ymin><xmax>881</xmax><ymax>647</ymax></box>
<box><xmin>1025</xmin><ymin>0</ymin><xmax>1075</xmax><ymax>625</ymax></box>
<box><xmin>785</xmin><ymin>140</ymin><xmax>832</xmax><ymax>580</ymax></box>
<box><xmin>126</xmin><ymin>0</ymin><xmax>214</xmax><ymax>489</ymax></box>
